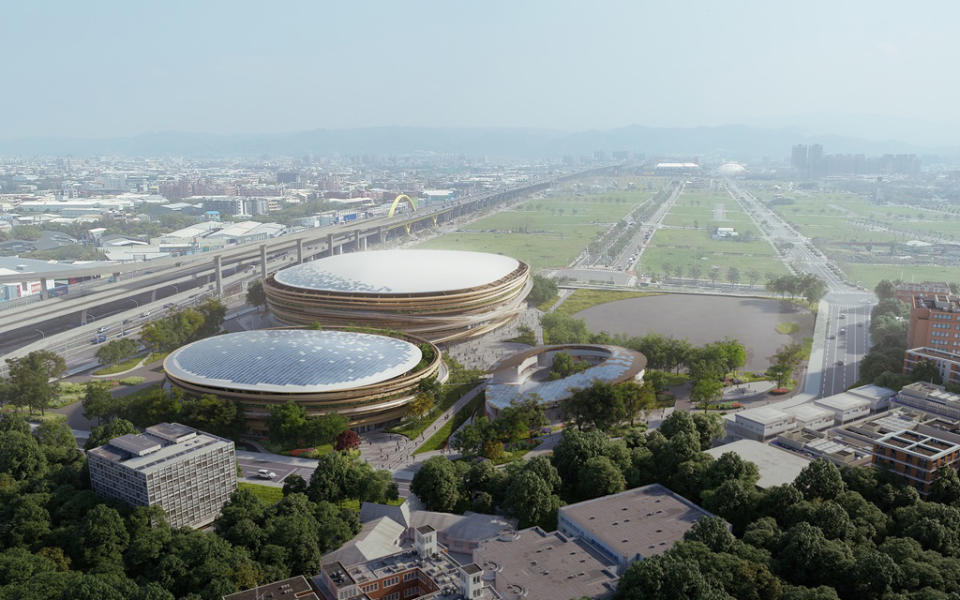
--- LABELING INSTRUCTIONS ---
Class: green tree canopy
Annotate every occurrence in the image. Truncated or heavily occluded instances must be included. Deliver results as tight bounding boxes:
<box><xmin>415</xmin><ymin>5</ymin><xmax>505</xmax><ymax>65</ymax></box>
<box><xmin>4</xmin><ymin>350</ymin><xmax>66</xmax><ymax>415</ymax></box>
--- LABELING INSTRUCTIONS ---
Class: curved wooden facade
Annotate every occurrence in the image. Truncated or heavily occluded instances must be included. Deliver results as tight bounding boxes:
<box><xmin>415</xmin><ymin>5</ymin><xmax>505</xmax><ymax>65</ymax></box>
<box><xmin>164</xmin><ymin>328</ymin><xmax>444</xmax><ymax>434</ymax></box>
<box><xmin>264</xmin><ymin>260</ymin><xmax>531</xmax><ymax>344</ymax></box>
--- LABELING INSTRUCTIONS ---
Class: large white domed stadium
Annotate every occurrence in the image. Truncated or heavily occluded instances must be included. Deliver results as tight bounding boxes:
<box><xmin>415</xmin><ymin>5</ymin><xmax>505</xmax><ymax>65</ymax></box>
<box><xmin>717</xmin><ymin>162</ymin><xmax>747</xmax><ymax>176</ymax></box>
<box><xmin>264</xmin><ymin>249</ymin><xmax>531</xmax><ymax>343</ymax></box>
<box><xmin>164</xmin><ymin>328</ymin><xmax>443</xmax><ymax>433</ymax></box>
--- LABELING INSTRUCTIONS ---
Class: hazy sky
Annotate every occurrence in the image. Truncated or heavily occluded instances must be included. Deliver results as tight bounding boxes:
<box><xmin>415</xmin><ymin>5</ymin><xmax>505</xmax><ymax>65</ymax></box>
<box><xmin>3</xmin><ymin>0</ymin><xmax>959</xmax><ymax>144</ymax></box>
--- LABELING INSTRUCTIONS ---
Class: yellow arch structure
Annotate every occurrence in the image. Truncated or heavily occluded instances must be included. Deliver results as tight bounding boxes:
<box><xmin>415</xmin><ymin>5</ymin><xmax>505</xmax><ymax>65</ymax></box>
<box><xmin>387</xmin><ymin>194</ymin><xmax>417</xmax><ymax>217</ymax></box>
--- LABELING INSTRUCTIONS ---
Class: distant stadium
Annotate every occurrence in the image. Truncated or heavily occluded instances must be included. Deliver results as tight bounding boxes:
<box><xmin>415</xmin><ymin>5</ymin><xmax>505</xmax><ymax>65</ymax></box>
<box><xmin>264</xmin><ymin>249</ymin><xmax>531</xmax><ymax>343</ymax></box>
<box><xmin>164</xmin><ymin>328</ymin><xmax>443</xmax><ymax>433</ymax></box>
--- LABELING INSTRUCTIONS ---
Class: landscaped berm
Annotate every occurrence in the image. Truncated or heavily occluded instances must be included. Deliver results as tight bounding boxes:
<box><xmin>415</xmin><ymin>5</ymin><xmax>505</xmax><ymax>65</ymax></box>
<box><xmin>163</xmin><ymin>328</ymin><xmax>443</xmax><ymax>434</ymax></box>
<box><xmin>264</xmin><ymin>249</ymin><xmax>531</xmax><ymax>343</ymax></box>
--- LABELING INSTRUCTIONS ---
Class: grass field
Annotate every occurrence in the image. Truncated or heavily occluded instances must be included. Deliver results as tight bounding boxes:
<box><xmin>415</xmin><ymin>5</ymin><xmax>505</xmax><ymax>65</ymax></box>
<box><xmin>93</xmin><ymin>356</ymin><xmax>143</xmax><ymax>376</ymax></box>
<box><xmin>416</xmin><ymin>179</ymin><xmax>654</xmax><ymax>270</ymax></box>
<box><xmin>239</xmin><ymin>482</ymin><xmax>283</xmax><ymax>505</ymax></box>
<box><xmin>553</xmin><ymin>289</ymin><xmax>661</xmax><ymax>317</ymax></box>
<box><xmin>841</xmin><ymin>263</ymin><xmax>960</xmax><ymax>289</ymax></box>
<box><xmin>746</xmin><ymin>184</ymin><xmax>960</xmax><ymax>287</ymax></box>
<box><xmin>639</xmin><ymin>186</ymin><xmax>790</xmax><ymax>280</ymax></box>
<box><xmin>776</xmin><ymin>322</ymin><xmax>799</xmax><ymax>335</ymax></box>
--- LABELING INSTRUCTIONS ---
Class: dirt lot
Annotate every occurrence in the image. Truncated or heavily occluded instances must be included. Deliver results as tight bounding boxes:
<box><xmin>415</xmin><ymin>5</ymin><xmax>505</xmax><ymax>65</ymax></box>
<box><xmin>574</xmin><ymin>293</ymin><xmax>814</xmax><ymax>373</ymax></box>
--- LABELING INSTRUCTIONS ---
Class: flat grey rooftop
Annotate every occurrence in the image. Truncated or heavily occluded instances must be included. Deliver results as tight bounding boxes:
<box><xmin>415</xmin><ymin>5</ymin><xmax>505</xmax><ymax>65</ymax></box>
<box><xmin>165</xmin><ymin>329</ymin><xmax>422</xmax><ymax>393</ymax></box>
<box><xmin>706</xmin><ymin>439</ymin><xmax>810</xmax><ymax>488</ymax></box>
<box><xmin>87</xmin><ymin>422</ymin><xmax>234</xmax><ymax>474</ymax></box>
<box><xmin>273</xmin><ymin>249</ymin><xmax>520</xmax><ymax>294</ymax></box>
<box><xmin>473</xmin><ymin>528</ymin><xmax>617</xmax><ymax>600</ymax></box>
<box><xmin>559</xmin><ymin>483</ymin><xmax>712</xmax><ymax>561</ymax></box>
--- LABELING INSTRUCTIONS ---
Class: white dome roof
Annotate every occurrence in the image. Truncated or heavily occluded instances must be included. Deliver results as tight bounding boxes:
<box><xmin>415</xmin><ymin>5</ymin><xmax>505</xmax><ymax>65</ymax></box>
<box><xmin>718</xmin><ymin>163</ymin><xmax>747</xmax><ymax>175</ymax></box>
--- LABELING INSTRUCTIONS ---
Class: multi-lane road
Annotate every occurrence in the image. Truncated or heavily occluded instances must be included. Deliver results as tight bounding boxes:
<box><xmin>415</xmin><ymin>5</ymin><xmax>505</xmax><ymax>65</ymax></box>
<box><xmin>818</xmin><ymin>301</ymin><xmax>873</xmax><ymax>397</ymax></box>
<box><xmin>0</xmin><ymin>259</ymin><xmax>276</xmax><ymax>356</ymax></box>
<box><xmin>725</xmin><ymin>179</ymin><xmax>876</xmax><ymax>398</ymax></box>
<box><xmin>617</xmin><ymin>181</ymin><xmax>685</xmax><ymax>271</ymax></box>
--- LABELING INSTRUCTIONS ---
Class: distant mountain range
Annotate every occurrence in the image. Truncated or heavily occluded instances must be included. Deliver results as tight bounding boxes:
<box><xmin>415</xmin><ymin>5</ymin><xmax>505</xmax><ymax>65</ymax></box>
<box><xmin>0</xmin><ymin>125</ymin><xmax>939</xmax><ymax>161</ymax></box>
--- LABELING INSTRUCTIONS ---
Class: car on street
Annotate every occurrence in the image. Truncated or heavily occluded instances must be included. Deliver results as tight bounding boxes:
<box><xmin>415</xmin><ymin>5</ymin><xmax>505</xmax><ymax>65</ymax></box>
<box><xmin>836</xmin><ymin>360</ymin><xmax>844</xmax><ymax>366</ymax></box>
<box><xmin>828</xmin><ymin>335</ymin><xmax>836</xmax><ymax>340</ymax></box>
<box><xmin>256</xmin><ymin>469</ymin><xmax>277</xmax><ymax>480</ymax></box>
<box><xmin>839</xmin><ymin>328</ymin><xmax>846</xmax><ymax>335</ymax></box>
<box><xmin>97</xmin><ymin>326</ymin><xmax>109</xmax><ymax>333</ymax></box>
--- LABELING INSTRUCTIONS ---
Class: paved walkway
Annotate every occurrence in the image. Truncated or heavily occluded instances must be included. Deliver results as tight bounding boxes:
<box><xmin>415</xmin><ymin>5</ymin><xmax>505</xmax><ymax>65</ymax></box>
<box><xmin>358</xmin><ymin>382</ymin><xmax>486</xmax><ymax>472</ymax></box>
<box><xmin>721</xmin><ymin>380</ymin><xmax>776</xmax><ymax>400</ymax></box>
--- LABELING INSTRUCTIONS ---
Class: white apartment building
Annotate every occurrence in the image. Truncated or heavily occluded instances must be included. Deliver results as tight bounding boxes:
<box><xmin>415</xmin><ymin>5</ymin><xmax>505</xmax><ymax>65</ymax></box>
<box><xmin>87</xmin><ymin>422</ymin><xmax>237</xmax><ymax>528</ymax></box>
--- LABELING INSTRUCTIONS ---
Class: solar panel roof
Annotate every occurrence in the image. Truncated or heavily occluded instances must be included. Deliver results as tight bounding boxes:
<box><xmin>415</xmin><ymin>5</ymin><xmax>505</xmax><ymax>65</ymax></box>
<box><xmin>273</xmin><ymin>249</ymin><xmax>520</xmax><ymax>294</ymax></box>
<box><xmin>165</xmin><ymin>330</ymin><xmax>422</xmax><ymax>393</ymax></box>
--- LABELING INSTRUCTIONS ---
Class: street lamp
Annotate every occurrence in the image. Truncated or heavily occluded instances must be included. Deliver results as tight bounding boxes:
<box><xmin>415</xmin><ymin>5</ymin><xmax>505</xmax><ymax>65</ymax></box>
<box><xmin>34</xmin><ymin>329</ymin><xmax>44</xmax><ymax>341</ymax></box>
<box><xmin>128</xmin><ymin>298</ymin><xmax>140</xmax><ymax>308</ymax></box>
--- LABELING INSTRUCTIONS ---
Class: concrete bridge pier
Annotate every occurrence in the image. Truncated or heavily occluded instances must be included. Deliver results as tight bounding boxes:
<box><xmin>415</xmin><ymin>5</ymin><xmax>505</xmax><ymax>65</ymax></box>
<box><xmin>39</xmin><ymin>278</ymin><xmax>48</xmax><ymax>300</ymax></box>
<box><xmin>260</xmin><ymin>244</ymin><xmax>267</xmax><ymax>278</ymax></box>
<box><xmin>214</xmin><ymin>255</ymin><xmax>223</xmax><ymax>297</ymax></box>
<box><xmin>327</xmin><ymin>233</ymin><xmax>335</xmax><ymax>257</ymax></box>
<box><xmin>296</xmin><ymin>239</ymin><xmax>304</xmax><ymax>264</ymax></box>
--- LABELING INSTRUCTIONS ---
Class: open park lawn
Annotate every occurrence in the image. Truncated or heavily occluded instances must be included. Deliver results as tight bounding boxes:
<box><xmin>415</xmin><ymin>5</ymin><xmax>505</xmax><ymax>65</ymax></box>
<box><xmin>639</xmin><ymin>187</ymin><xmax>789</xmax><ymax>281</ymax></box>
<box><xmin>416</xmin><ymin>180</ymin><xmax>651</xmax><ymax>270</ymax></box>
<box><xmin>748</xmin><ymin>184</ymin><xmax>960</xmax><ymax>287</ymax></box>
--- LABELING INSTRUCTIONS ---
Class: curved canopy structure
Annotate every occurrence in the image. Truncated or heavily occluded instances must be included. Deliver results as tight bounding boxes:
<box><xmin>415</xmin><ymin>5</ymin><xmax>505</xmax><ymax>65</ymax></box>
<box><xmin>266</xmin><ymin>249</ymin><xmax>531</xmax><ymax>343</ymax></box>
<box><xmin>164</xmin><ymin>328</ymin><xmax>443</xmax><ymax>432</ymax></box>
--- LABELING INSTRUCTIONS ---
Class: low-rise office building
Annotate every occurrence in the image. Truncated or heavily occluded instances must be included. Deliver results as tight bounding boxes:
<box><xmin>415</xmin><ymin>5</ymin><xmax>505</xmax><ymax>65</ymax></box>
<box><xmin>785</xmin><ymin>404</ymin><xmax>836</xmax><ymax>430</ymax></box>
<box><xmin>903</xmin><ymin>347</ymin><xmax>960</xmax><ymax>386</ymax></box>
<box><xmin>317</xmin><ymin>524</ymin><xmax>497</xmax><ymax>600</ymax></box>
<box><xmin>872</xmin><ymin>426</ymin><xmax>960</xmax><ymax>495</ymax></box>
<box><xmin>895</xmin><ymin>381</ymin><xmax>960</xmax><ymax>420</ymax></box>
<box><xmin>725</xmin><ymin>385</ymin><xmax>893</xmax><ymax>441</ymax></box>
<box><xmin>472</xmin><ymin>528</ymin><xmax>618</xmax><ymax>600</ymax></box>
<box><xmin>725</xmin><ymin>406</ymin><xmax>796</xmax><ymax>441</ymax></box>
<box><xmin>814</xmin><ymin>394</ymin><xmax>871</xmax><ymax>424</ymax></box>
<box><xmin>895</xmin><ymin>281</ymin><xmax>951</xmax><ymax>303</ymax></box>
<box><xmin>86</xmin><ymin>423</ymin><xmax>236</xmax><ymax>528</ymax></box>
<box><xmin>556</xmin><ymin>484</ymin><xmax>714</xmax><ymax>575</ymax></box>
<box><xmin>706</xmin><ymin>440</ymin><xmax>811</xmax><ymax>488</ymax></box>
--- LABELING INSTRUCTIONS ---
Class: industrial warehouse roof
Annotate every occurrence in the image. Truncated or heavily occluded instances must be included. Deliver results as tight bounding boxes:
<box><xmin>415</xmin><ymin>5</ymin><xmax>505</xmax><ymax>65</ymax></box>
<box><xmin>273</xmin><ymin>249</ymin><xmax>521</xmax><ymax>294</ymax></box>
<box><xmin>164</xmin><ymin>329</ymin><xmax>422</xmax><ymax>393</ymax></box>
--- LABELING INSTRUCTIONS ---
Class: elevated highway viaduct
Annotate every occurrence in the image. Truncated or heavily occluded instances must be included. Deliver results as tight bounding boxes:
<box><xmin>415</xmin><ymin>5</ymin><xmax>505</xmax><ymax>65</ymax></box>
<box><xmin>0</xmin><ymin>165</ymin><xmax>619</xmax><ymax>359</ymax></box>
